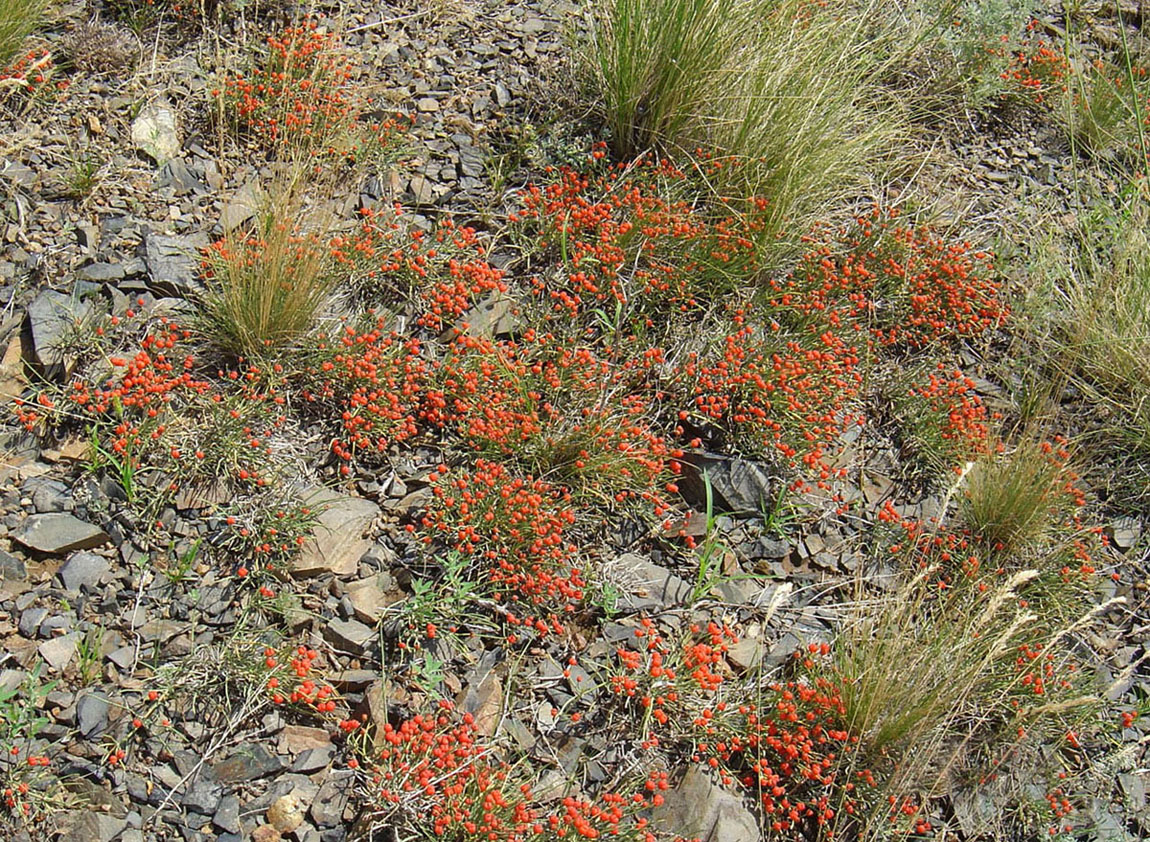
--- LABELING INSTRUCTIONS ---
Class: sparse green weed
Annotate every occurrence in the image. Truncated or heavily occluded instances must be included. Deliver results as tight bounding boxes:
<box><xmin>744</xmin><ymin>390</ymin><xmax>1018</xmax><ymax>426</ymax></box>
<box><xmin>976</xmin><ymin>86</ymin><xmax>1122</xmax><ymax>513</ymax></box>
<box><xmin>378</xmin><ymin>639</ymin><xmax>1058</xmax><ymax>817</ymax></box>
<box><xmin>76</xmin><ymin>625</ymin><xmax>105</xmax><ymax>687</ymax></box>
<box><xmin>64</xmin><ymin>150</ymin><xmax>102</xmax><ymax>199</ymax></box>
<box><xmin>0</xmin><ymin>663</ymin><xmax>68</xmax><ymax>824</ymax></box>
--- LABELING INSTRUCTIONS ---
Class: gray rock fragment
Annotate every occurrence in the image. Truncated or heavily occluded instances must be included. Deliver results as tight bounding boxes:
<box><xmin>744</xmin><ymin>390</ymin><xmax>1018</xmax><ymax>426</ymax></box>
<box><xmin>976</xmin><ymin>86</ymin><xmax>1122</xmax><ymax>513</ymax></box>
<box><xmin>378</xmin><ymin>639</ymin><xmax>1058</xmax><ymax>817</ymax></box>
<box><xmin>291</xmin><ymin>745</ymin><xmax>335</xmax><ymax>774</ymax></box>
<box><xmin>608</xmin><ymin>553</ymin><xmax>693</xmax><ymax>612</ymax></box>
<box><xmin>76</xmin><ymin>692</ymin><xmax>110</xmax><ymax>738</ymax></box>
<box><xmin>156</xmin><ymin>157</ymin><xmax>203</xmax><ymax>194</ymax></box>
<box><xmin>39</xmin><ymin>633</ymin><xmax>80</xmax><ymax>670</ymax></box>
<box><xmin>19</xmin><ymin>607</ymin><xmax>47</xmax><ymax>637</ymax></box>
<box><xmin>28</xmin><ymin>478</ymin><xmax>70</xmax><ymax>513</ymax></box>
<box><xmin>26</xmin><ymin>290</ymin><xmax>93</xmax><ymax>378</ymax></box>
<box><xmin>211</xmin><ymin>743</ymin><xmax>285</xmax><ymax>783</ymax></box>
<box><xmin>78</xmin><ymin>263</ymin><xmax>124</xmax><ymax>282</ymax></box>
<box><xmin>145</xmin><ymin>232</ymin><xmax>209</xmax><ymax>295</ymax></box>
<box><xmin>182</xmin><ymin>778</ymin><xmax>223</xmax><ymax>815</ymax></box>
<box><xmin>220</xmin><ymin>179</ymin><xmax>265</xmax><ymax>231</ymax></box>
<box><xmin>323</xmin><ymin>618</ymin><xmax>374</xmax><ymax>656</ymax></box>
<box><xmin>0</xmin><ymin>549</ymin><xmax>26</xmax><ymax>580</ymax></box>
<box><xmin>58</xmin><ymin>551</ymin><xmax>110</xmax><ymax>593</ymax></box>
<box><xmin>680</xmin><ymin>453</ymin><xmax>780</xmax><ymax>515</ymax></box>
<box><xmin>655</xmin><ymin>766</ymin><xmax>760</xmax><ymax>842</ymax></box>
<box><xmin>310</xmin><ymin>769</ymin><xmax>354</xmax><ymax>827</ymax></box>
<box><xmin>58</xmin><ymin>811</ymin><xmax>128</xmax><ymax>842</ymax></box>
<box><xmin>342</xmin><ymin>574</ymin><xmax>400</xmax><ymax>624</ymax></box>
<box><xmin>1110</xmin><ymin>516</ymin><xmax>1142</xmax><ymax>550</ymax></box>
<box><xmin>13</xmin><ymin>513</ymin><xmax>110</xmax><ymax>554</ymax></box>
<box><xmin>213</xmin><ymin>794</ymin><xmax>241</xmax><ymax>834</ymax></box>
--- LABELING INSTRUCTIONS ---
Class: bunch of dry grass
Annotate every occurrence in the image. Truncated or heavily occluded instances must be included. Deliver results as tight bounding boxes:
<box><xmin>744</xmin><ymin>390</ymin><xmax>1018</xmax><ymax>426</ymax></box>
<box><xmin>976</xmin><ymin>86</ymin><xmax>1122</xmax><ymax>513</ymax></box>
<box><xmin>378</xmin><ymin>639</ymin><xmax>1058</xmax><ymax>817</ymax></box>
<box><xmin>1057</xmin><ymin>192</ymin><xmax>1150</xmax><ymax>405</ymax></box>
<box><xmin>831</xmin><ymin>555</ymin><xmax>1107</xmax><ymax>837</ymax></box>
<box><xmin>960</xmin><ymin>440</ymin><xmax>1067</xmax><ymax>554</ymax></box>
<box><xmin>0</xmin><ymin>0</ymin><xmax>44</xmax><ymax>68</ymax></box>
<box><xmin>61</xmin><ymin>19</ymin><xmax>139</xmax><ymax>74</ymax></box>
<box><xmin>1021</xmin><ymin>185</ymin><xmax>1150</xmax><ymax>507</ymax></box>
<box><xmin>200</xmin><ymin>175</ymin><xmax>337</xmax><ymax>360</ymax></box>
<box><xmin>587</xmin><ymin>0</ymin><xmax>909</xmax><ymax>253</ymax></box>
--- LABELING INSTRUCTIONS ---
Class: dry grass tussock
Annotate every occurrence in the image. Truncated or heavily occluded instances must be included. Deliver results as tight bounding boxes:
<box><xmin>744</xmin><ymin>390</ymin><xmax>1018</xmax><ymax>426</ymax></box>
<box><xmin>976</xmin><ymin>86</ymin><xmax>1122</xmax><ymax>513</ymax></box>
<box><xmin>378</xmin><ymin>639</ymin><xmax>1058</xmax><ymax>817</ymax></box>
<box><xmin>831</xmin><ymin>560</ymin><xmax>1106</xmax><ymax>835</ymax></box>
<box><xmin>199</xmin><ymin>173</ymin><xmax>339</xmax><ymax>360</ymax></box>
<box><xmin>588</xmin><ymin>0</ymin><xmax>915</xmax><ymax>253</ymax></box>
<box><xmin>0</xmin><ymin>0</ymin><xmax>45</xmax><ymax>68</ymax></box>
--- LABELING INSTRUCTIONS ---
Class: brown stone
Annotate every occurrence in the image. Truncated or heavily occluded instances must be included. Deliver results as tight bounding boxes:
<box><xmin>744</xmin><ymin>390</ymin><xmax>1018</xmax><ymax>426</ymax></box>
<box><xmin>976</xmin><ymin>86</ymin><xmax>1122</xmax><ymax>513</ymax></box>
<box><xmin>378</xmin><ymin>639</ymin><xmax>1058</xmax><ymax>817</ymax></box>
<box><xmin>291</xmin><ymin>489</ymin><xmax>378</xmax><ymax>578</ymax></box>
<box><xmin>343</xmin><ymin>574</ymin><xmax>402</xmax><ymax>624</ymax></box>
<box><xmin>251</xmin><ymin>825</ymin><xmax>282</xmax><ymax>842</ymax></box>
<box><xmin>0</xmin><ymin>333</ymin><xmax>25</xmax><ymax>403</ymax></box>
<box><xmin>267</xmin><ymin>794</ymin><xmax>305</xmax><ymax>833</ymax></box>
<box><xmin>279</xmin><ymin>725</ymin><xmax>331</xmax><ymax>756</ymax></box>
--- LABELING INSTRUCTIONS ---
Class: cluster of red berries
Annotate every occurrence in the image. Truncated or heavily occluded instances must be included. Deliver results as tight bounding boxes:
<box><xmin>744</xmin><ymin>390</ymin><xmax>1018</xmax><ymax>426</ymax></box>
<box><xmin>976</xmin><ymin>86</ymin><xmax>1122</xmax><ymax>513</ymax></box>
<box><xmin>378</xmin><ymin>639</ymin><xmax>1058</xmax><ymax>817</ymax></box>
<box><xmin>301</xmin><ymin>317</ymin><xmax>427</xmax><ymax>471</ymax></box>
<box><xmin>332</xmin><ymin>208</ymin><xmax>508</xmax><ymax>323</ymax></box>
<box><xmin>697</xmin><ymin>673</ymin><xmax>862</xmax><ymax>836</ymax></box>
<box><xmin>371</xmin><ymin>700</ymin><xmax>666</xmax><ymax>841</ymax></box>
<box><xmin>905</xmin><ymin>364</ymin><xmax>993</xmax><ymax>467</ymax></box>
<box><xmin>0</xmin><ymin>48</ymin><xmax>54</xmax><ymax>96</ymax></box>
<box><xmin>420</xmin><ymin>459</ymin><xmax>583</xmax><ymax>614</ymax></box>
<box><xmin>681</xmin><ymin>310</ymin><xmax>861</xmax><ymax>478</ymax></box>
<box><xmin>514</xmin><ymin>149</ymin><xmax>762</xmax><ymax>326</ymax></box>
<box><xmin>13</xmin><ymin>313</ymin><xmax>298</xmax><ymax>504</ymax></box>
<box><xmin>214</xmin><ymin>21</ymin><xmax>405</xmax><ymax>160</ymax></box>
<box><xmin>1002</xmin><ymin>38</ymin><xmax>1069</xmax><ymax>104</ymax></box>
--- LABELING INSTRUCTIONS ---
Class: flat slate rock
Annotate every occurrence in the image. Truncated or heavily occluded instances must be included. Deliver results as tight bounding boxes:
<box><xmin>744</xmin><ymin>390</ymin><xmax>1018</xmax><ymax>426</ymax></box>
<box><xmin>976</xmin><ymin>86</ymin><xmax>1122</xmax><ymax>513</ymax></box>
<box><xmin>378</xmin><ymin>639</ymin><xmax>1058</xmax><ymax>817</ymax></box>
<box><xmin>39</xmin><ymin>633</ymin><xmax>79</xmax><ymax>670</ymax></box>
<box><xmin>654</xmin><ymin>766</ymin><xmax>760</xmax><ymax>842</ymax></box>
<box><xmin>57</xmin><ymin>811</ymin><xmax>128</xmax><ymax>842</ymax></box>
<box><xmin>610</xmin><ymin>553</ymin><xmax>693</xmax><ymax>613</ymax></box>
<box><xmin>76</xmin><ymin>691</ymin><xmax>110</xmax><ymax>738</ymax></box>
<box><xmin>211</xmin><ymin>743</ymin><xmax>286</xmax><ymax>783</ymax></box>
<box><xmin>0</xmin><ymin>548</ymin><xmax>26</xmax><ymax>580</ymax></box>
<box><xmin>26</xmin><ymin>290</ymin><xmax>93</xmax><ymax>377</ymax></box>
<box><xmin>323</xmin><ymin>617</ymin><xmax>374</xmax><ymax>655</ymax></box>
<box><xmin>342</xmin><ymin>574</ymin><xmax>402</xmax><ymax>623</ymax></box>
<box><xmin>220</xmin><ymin>179</ymin><xmax>265</xmax><ymax>231</ymax></box>
<box><xmin>57</xmin><ymin>551</ymin><xmax>110</xmax><ymax>592</ymax></box>
<box><xmin>679</xmin><ymin>452</ymin><xmax>780</xmax><ymax>515</ymax></box>
<box><xmin>291</xmin><ymin>490</ymin><xmax>379</xmax><ymax>578</ymax></box>
<box><xmin>13</xmin><ymin>513</ymin><xmax>110</xmax><ymax>554</ymax></box>
<box><xmin>145</xmin><ymin>232</ymin><xmax>210</xmax><ymax>295</ymax></box>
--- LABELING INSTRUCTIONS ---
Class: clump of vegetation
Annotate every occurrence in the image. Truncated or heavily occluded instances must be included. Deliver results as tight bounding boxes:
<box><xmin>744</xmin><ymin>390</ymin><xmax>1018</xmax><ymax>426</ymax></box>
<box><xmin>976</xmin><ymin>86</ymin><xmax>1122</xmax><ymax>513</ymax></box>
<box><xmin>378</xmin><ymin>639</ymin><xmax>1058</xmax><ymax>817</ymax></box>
<box><xmin>588</xmin><ymin>0</ymin><xmax>906</xmax><ymax>250</ymax></box>
<box><xmin>362</xmin><ymin>699</ymin><xmax>669</xmax><ymax>841</ymax></box>
<box><xmin>5</xmin><ymin>2</ymin><xmax>1149</xmax><ymax>838</ymax></box>
<box><xmin>0</xmin><ymin>46</ymin><xmax>52</xmax><ymax>104</ymax></box>
<box><xmin>0</xmin><ymin>0</ymin><xmax>52</xmax><ymax>112</ymax></box>
<box><xmin>887</xmin><ymin>361</ymin><xmax>994</xmax><ymax>480</ymax></box>
<box><xmin>1055</xmin><ymin>190</ymin><xmax>1150</xmax><ymax>407</ymax></box>
<box><xmin>1023</xmin><ymin>184</ymin><xmax>1150</xmax><ymax>507</ymax></box>
<box><xmin>960</xmin><ymin>438</ymin><xmax>1077</xmax><ymax>553</ymax></box>
<box><xmin>0</xmin><ymin>0</ymin><xmax>44</xmax><ymax>69</ymax></box>
<box><xmin>10</xmin><ymin>305</ymin><xmax>314</xmax><ymax>564</ymax></box>
<box><xmin>0</xmin><ymin>665</ymin><xmax>67</xmax><ymax>823</ymax></box>
<box><xmin>910</xmin><ymin>0</ymin><xmax>1044</xmax><ymax>110</ymax></box>
<box><xmin>214</xmin><ymin>20</ymin><xmax>405</xmax><ymax>164</ymax></box>
<box><xmin>200</xmin><ymin>184</ymin><xmax>337</xmax><ymax>360</ymax></box>
<box><xmin>590</xmin><ymin>0</ymin><xmax>745</xmax><ymax>161</ymax></box>
<box><xmin>830</xmin><ymin>500</ymin><xmax>1106</xmax><ymax>838</ymax></box>
<box><xmin>61</xmin><ymin>19</ymin><xmax>139</xmax><ymax>74</ymax></box>
<box><xmin>1002</xmin><ymin>26</ymin><xmax>1150</xmax><ymax>163</ymax></box>
<box><xmin>1063</xmin><ymin>56</ymin><xmax>1150</xmax><ymax>160</ymax></box>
